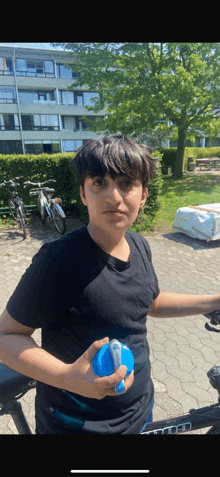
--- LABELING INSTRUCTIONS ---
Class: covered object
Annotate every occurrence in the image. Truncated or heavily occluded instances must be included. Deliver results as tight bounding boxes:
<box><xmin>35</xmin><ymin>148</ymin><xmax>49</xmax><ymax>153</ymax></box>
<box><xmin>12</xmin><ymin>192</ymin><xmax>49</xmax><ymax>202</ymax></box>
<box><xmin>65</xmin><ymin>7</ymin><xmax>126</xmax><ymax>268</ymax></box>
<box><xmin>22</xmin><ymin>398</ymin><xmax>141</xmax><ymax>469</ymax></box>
<box><xmin>173</xmin><ymin>204</ymin><xmax>220</xmax><ymax>241</ymax></box>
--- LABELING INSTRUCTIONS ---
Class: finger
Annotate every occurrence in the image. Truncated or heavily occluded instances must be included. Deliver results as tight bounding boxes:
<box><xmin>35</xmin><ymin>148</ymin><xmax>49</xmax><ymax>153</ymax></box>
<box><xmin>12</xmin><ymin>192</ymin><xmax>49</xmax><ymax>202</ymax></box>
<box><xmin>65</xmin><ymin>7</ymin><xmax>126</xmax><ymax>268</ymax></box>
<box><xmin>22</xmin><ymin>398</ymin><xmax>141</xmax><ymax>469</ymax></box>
<box><xmin>104</xmin><ymin>370</ymin><xmax>134</xmax><ymax>397</ymax></box>
<box><xmin>95</xmin><ymin>365</ymin><xmax>128</xmax><ymax>389</ymax></box>
<box><xmin>123</xmin><ymin>370</ymin><xmax>134</xmax><ymax>392</ymax></box>
<box><xmin>84</xmin><ymin>337</ymin><xmax>109</xmax><ymax>362</ymax></box>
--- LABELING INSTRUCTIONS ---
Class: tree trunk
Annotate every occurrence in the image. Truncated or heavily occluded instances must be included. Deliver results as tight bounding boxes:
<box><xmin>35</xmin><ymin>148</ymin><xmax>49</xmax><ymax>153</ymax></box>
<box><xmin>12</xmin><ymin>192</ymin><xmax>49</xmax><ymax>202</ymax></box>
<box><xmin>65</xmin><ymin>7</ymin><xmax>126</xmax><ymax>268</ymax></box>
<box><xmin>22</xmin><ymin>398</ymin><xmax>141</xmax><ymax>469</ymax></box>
<box><xmin>172</xmin><ymin>128</ymin><xmax>187</xmax><ymax>179</ymax></box>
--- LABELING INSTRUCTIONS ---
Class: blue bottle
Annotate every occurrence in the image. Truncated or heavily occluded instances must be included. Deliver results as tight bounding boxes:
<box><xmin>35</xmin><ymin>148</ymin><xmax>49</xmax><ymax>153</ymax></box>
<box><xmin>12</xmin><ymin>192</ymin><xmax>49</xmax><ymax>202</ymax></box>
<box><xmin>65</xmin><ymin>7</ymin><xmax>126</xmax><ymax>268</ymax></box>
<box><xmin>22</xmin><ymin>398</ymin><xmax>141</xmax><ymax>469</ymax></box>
<box><xmin>93</xmin><ymin>339</ymin><xmax>134</xmax><ymax>394</ymax></box>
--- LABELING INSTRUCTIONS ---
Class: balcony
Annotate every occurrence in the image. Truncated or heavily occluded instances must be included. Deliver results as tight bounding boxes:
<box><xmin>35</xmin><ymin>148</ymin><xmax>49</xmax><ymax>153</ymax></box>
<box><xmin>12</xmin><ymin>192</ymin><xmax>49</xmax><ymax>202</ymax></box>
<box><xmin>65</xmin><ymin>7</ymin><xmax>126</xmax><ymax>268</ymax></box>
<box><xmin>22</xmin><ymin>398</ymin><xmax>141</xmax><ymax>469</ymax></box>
<box><xmin>22</xmin><ymin>126</ymin><xmax>59</xmax><ymax>131</ymax></box>
<box><xmin>33</xmin><ymin>100</ymin><xmax>56</xmax><ymax>105</ymax></box>
<box><xmin>0</xmin><ymin>70</ymin><xmax>13</xmax><ymax>76</ymax></box>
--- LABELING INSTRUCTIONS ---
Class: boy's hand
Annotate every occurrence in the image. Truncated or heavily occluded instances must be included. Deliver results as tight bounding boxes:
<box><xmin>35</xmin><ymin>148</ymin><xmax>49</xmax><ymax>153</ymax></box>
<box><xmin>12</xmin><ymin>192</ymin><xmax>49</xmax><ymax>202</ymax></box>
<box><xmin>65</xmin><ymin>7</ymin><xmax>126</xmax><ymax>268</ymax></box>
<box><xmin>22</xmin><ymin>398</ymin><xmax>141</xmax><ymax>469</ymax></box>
<box><xmin>62</xmin><ymin>337</ymin><xmax>134</xmax><ymax>400</ymax></box>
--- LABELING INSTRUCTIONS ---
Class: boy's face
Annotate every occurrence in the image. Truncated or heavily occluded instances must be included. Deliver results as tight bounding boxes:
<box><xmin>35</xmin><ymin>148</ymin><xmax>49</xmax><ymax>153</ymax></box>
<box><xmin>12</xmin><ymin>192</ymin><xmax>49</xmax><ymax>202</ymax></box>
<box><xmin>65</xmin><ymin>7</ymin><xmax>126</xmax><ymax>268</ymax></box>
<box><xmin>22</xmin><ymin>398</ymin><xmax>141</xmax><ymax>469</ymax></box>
<box><xmin>80</xmin><ymin>174</ymin><xmax>148</xmax><ymax>234</ymax></box>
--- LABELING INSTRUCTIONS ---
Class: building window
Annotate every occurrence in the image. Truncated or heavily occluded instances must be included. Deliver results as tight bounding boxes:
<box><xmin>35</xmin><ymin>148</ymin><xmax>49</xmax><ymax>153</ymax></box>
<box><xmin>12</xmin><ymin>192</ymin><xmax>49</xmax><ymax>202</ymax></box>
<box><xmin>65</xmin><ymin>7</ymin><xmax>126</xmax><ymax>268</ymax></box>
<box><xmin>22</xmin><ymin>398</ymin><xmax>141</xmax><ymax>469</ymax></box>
<box><xmin>57</xmin><ymin>64</ymin><xmax>81</xmax><ymax>79</ymax></box>
<box><xmin>21</xmin><ymin>114</ymin><xmax>59</xmax><ymax>131</ymax></box>
<box><xmin>0</xmin><ymin>140</ymin><xmax>22</xmax><ymax>154</ymax></box>
<box><xmin>61</xmin><ymin>116</ymin><xmax>94</xmax><ymax>131</ymax></box>
<box><xmin>59</xmin><ymin>90</ymin><xmax>83</xmax><ymax>105</ymax></box>
<box><xmin>0</xmin><ymin>114</ymin><xmax>20</xmax><ymax>130</ymax></box>
<box><xmin>0</xmin><ymin>86</ymin><xmax>17</xmax><ymax>103</ymax></box>
<box><xmin>24</xmin><ymin>140</ymin><xmax>61</xmax><ymax>154</ymax></box>
<box><xmin>59</xmin><ymin>90</ymin><xmax>74</xmax><ymax>105</ymax></box>
<box><xmin>62</xmin><ymin>116</ymin><xmax>75</xmax><ymax>130</ymax></box>
<box><xmin>83</xmin><ymin>92</ymin><xmax>99</xmax><ymax>106</ymax></box>
<box><xmin>75</xmin><ymin>116</ymin><xmax>93</xmax><ymax>131</ymax></box>
<box><xmin>18</xmin><ymin>89</ymin><xmax>56</xmax><ymax>104</ymax></box>
<box><xmin>16</xmin><ymin>59</ymin><xmax>55</xmax><ymax>77</ymax></box>
<box><xmin>59</xmin><ymin>90</ymin><xmax>98</xmax><ymax>106</ymax></box>
<box><xmin>63</xmin><ymin>140</ymin><xmax>83</xmax><ymax>152</ymax></box>
<box><xmin>0</xmin><ymin>57</ymin><xmax>13</xmax><ymax>75</ymax></box>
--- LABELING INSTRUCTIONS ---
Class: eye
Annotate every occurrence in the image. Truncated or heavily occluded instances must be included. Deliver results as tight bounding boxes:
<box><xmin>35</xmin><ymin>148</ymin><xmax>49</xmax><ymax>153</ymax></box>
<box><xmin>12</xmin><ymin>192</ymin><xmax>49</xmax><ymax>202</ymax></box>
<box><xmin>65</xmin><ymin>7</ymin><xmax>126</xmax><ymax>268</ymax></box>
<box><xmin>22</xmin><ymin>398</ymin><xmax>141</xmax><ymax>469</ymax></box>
<box><xmin>121</xmin><ymin>180</ymin><xmax>134</xmax><ymax>190</ymax></box>
<box><xmin>93</xmin><ymin>179</ymin><xmax>103</xmax><ymax>186</ymax></box>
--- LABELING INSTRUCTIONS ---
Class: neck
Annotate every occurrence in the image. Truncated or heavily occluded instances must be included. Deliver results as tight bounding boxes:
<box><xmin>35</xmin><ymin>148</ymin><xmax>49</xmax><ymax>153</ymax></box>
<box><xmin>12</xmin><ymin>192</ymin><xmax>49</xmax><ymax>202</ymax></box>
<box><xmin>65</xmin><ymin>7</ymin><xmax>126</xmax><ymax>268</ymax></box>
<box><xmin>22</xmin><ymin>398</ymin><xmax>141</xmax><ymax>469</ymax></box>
<box><xmin>87</xmin><ymin>223</ymin><xmax>127</xmax><ymax>255</ymax></box>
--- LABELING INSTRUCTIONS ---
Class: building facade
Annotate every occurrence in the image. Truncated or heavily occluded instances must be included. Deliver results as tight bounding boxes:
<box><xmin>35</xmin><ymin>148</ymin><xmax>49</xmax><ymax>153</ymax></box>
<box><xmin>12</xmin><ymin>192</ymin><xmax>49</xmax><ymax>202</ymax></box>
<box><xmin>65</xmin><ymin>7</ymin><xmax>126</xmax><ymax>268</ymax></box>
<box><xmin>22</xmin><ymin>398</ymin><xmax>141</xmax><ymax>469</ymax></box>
<box><xmin>0</xmin><ymin>44</ymin><xmax>105</xmax><ymax>155</ymax></box>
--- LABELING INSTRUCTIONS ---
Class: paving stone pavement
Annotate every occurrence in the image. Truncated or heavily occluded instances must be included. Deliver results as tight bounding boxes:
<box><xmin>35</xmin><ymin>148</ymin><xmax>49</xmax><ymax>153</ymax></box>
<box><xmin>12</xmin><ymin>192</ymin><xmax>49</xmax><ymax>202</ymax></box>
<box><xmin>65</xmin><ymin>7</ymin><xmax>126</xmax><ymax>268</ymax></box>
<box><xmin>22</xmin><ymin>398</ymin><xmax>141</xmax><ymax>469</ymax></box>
<box><xmin>1</xmin><ymin>216</ymin><xmax>220</xmax><ymax>434</ymax></box>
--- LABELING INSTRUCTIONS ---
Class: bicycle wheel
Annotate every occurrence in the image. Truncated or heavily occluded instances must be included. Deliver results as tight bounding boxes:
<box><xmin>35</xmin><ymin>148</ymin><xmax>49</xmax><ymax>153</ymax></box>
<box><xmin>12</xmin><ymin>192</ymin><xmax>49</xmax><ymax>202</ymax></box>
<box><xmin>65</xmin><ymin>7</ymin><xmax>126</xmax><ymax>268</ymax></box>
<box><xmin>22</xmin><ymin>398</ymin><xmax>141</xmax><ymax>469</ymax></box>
<box><xmin>50</xmin><ymin>203</ymin><xmax>66</xmax><ymax>234</ymax></box>
<box><xmin>38</xmin><ymin>195</ymin><xmax>46</xmax><ymax>224</ymax></box>
<box><xmin>8</xmin><ymin>199</ymin><xmax>17</xmax><ymax>220</ymax></box>
<box><xmin>17</xmin><ymin>206</ymin><xmax>26</xmax><ymax>239</ymax></box>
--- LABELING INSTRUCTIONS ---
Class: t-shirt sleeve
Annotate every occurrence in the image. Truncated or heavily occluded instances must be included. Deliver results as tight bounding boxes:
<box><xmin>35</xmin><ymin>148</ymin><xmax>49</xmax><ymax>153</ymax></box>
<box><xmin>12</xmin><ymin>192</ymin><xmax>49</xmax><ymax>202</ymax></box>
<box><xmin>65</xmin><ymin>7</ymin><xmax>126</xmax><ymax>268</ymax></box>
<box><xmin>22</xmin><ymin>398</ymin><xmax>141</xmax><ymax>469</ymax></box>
<box><xmin>135</xmin><ymin>233</ymin><xmax>160</xmax><ymax>301</ymax></box>
<box><xmin>6</xmin><ymin>242</ymin><xmax>66</xmax><ymax>329</ymax></box>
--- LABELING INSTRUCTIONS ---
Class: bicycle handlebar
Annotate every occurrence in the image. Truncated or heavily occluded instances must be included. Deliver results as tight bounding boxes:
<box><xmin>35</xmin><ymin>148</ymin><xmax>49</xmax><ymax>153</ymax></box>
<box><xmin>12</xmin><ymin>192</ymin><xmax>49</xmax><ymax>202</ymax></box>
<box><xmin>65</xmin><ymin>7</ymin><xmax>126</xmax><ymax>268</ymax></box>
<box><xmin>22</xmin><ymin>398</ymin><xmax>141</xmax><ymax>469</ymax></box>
<box><xmin>24</xmin><ymin>179</ymin><xmax>56</xmax><ymax>188</ymax></box>
<box><xmin>4</xmin><ymin>176</ymin><xmax>24</xmax><ymax>184</ymax></box>
<box><xmin>204</xmin><ymin>310</ymin><xmax>220</xmax><ymax>326</ymax></box>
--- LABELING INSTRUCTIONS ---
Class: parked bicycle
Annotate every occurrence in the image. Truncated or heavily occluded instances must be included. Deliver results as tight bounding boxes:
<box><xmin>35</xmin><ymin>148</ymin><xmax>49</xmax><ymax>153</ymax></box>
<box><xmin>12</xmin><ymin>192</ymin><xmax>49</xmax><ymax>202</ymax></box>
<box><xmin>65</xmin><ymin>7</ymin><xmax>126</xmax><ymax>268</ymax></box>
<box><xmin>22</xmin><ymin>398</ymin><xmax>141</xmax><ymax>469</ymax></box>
<box><xmin>1</xmin><ymin>312</ymin><xmax>220</xmax><ymax>435</ymax></box>
<box><xmin>24</xmin><ymin>179</ymin><xmax>66</xmax><ymax>235</ymax></box>
<box><xmin>3</xmin><ymin>176</ymin><xmax>29</xmax><ymax>239</ymax></box>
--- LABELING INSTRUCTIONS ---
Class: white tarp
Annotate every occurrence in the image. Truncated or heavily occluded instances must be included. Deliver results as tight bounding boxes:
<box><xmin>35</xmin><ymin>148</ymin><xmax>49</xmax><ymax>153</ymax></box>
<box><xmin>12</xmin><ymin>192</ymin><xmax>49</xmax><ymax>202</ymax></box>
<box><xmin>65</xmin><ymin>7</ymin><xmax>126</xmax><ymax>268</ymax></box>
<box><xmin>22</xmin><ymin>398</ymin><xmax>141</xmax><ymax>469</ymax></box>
<box><xmin>173</xmin><ymin>203</ymin><xmax>220</xmax><ymax>241</ymax></box>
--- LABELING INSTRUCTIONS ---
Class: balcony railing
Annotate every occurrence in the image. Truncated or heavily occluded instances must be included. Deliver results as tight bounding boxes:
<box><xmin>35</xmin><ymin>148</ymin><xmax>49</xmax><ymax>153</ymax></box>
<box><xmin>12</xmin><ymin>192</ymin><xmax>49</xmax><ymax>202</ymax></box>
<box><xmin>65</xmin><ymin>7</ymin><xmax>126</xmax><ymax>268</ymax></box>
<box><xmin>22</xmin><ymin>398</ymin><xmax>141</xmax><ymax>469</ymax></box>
<box><xmin>16</xmin><ymin>70</ymin><xmax>55</xmax><ymax>78</ymax></box>
<box><xmin>22</xmin><ymin>126</ymin><xmax>59</xmax><ymax>131</ymax></box>
<box><xmin>33</xmin><ymin>100</ymin><xmax>57</xmax><ymax>105</ymax></box>
<box><xmin>0</xmin><ymin>69</ymin><xmax>14</xmax><ymax>76</ymax></box>
<box><xmin>0</xmin><ymin>125</ymin><xmax>20</xmax><ymax>130</ymax></box>
<box><xmin>0</xmin><ymin>98</ymin><xmax>17</xmax><ymax>104</ymax></box>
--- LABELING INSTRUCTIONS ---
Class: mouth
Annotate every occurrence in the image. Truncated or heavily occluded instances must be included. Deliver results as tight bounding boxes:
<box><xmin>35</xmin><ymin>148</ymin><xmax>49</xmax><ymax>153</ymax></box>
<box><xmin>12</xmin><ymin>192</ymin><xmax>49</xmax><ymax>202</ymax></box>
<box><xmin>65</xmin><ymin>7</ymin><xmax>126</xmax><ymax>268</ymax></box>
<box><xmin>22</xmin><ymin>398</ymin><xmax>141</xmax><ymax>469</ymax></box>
<box><xmin>103</xmin><ymin>210</ymin><xmax>125</xmax><ymax>214</ymax></box>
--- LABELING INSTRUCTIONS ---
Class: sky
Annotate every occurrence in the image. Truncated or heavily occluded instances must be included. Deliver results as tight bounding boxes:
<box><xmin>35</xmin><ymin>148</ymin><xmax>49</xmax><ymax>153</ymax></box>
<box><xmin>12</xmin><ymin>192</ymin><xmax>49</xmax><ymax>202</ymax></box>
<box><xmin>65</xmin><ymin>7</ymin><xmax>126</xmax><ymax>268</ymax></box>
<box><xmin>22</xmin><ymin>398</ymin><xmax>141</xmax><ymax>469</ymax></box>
<box><xmin>0</xmin><ymin>43</ymin><xmax>65</xmax><ymax>51</ymax></box>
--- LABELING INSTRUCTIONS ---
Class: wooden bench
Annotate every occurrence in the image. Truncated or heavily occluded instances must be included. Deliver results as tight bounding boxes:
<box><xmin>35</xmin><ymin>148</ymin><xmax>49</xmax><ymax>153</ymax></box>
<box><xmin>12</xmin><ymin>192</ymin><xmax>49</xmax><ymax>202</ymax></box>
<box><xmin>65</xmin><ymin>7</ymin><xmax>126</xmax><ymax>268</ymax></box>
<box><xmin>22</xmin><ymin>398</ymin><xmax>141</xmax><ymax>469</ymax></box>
<box><xmin>195</xmin><ymin>157</ymin><xmax>220</xmax><ymax>170</ymax></box>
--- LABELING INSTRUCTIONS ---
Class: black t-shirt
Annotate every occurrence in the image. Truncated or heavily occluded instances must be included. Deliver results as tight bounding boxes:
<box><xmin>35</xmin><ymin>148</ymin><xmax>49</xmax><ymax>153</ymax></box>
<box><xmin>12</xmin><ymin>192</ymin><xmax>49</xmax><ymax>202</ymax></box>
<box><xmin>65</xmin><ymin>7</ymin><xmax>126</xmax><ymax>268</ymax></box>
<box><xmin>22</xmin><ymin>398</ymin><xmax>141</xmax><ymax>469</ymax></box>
<box><xmin>7</xmin><ymin>226</ymin><xmax>160</xmax><ymax>434</ymax></box>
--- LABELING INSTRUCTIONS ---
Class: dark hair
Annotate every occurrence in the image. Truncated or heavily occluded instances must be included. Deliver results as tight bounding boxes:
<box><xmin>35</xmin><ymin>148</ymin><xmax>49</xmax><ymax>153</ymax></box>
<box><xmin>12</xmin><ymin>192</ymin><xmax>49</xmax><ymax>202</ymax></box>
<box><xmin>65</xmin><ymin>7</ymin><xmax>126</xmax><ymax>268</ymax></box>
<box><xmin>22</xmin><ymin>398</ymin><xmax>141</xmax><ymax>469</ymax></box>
<box><xmin>70</xmin><ymin>134</ymin><xmax>158</xmax><ymax>189</ymax></box>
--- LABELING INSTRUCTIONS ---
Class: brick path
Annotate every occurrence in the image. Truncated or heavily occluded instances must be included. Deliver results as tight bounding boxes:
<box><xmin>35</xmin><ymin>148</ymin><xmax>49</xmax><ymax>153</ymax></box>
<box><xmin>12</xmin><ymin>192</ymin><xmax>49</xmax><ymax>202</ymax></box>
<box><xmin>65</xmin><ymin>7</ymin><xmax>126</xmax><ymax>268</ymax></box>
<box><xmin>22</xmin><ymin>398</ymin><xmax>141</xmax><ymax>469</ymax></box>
<box><xmin>1</xmin><ymin>216</ymin><xmax>220</xmax><ymax>434</ymax></box>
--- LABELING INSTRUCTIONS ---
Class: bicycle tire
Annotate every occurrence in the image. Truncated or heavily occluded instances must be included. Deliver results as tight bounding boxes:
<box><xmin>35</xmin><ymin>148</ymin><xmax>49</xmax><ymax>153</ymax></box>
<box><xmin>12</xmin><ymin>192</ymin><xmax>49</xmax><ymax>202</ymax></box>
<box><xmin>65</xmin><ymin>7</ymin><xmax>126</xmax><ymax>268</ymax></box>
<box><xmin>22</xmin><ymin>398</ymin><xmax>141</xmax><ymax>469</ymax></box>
<box><xmin>50</xmin><ymin>203</ymin><xmax>66</xmax><ymax>234</ymax></box>
<box><xmin>8</xmin><ymin>199</ymin><xmax>17</xmax><ymax>220</ymax></box>
<box><xmin>38</xmin><ymin>195</ymin><xmax>46</xmax><ymax>224</ymax></box>
<box><xmin>17</xmin><ymin>206</ymin><xmax>26</xmax><ymax>239</ymax></box>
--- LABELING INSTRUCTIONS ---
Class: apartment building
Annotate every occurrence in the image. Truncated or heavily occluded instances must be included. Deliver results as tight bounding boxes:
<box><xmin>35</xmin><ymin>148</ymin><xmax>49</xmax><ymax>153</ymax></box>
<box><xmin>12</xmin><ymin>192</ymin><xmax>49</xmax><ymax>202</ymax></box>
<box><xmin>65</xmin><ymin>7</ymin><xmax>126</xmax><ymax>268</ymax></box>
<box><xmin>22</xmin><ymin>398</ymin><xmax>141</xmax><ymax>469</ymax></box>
<box><xmin>0</xmin><ymin>44</ymin><xmax>105</xmax><ymax>155</ymax></box>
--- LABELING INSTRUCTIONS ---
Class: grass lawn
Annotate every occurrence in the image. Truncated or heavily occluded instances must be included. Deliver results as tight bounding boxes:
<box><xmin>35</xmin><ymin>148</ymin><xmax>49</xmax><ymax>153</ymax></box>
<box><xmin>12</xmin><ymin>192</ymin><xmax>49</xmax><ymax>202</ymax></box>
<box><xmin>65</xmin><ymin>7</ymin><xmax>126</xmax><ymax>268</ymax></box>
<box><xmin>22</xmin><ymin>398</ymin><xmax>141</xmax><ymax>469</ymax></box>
<box><xmin>150</xmin><ymin>173</ymin><xmax>220</xmax><ymax>234</ymax></box>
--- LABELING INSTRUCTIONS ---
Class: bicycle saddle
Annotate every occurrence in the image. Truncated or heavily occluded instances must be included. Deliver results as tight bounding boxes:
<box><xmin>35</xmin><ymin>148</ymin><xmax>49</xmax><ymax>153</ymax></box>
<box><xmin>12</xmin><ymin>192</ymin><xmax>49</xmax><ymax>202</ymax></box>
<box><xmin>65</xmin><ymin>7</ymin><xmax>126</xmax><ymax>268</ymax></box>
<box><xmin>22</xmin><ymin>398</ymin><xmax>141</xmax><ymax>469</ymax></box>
<box><xmin>43</xmin><ymin>188</ymin><xmax>55</xmax><ymax>193</ymax></box>
<box><xmin>0</xmin><ymin>362</ymin><xmax>34</xmax><ymax>406</ymax></box>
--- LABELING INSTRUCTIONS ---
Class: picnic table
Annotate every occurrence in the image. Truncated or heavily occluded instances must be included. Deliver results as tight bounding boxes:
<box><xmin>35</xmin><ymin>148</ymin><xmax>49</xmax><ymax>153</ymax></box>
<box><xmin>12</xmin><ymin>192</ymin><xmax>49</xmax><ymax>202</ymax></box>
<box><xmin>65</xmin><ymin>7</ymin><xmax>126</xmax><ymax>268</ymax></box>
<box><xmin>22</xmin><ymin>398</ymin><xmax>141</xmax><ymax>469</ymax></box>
<box><xmin>195</xmin><ymin>157</ymin><xmax>220</xmax><ymax>170</ymax></box>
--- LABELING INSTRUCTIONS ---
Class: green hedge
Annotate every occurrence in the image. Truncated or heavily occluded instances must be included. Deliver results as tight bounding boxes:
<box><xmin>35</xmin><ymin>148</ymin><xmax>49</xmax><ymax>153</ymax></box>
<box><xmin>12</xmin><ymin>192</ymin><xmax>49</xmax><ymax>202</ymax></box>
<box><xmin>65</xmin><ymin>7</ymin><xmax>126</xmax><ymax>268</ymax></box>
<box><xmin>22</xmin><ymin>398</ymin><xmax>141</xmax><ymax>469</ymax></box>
<box><xmin>160</xmin><ymin>147</ymin><xmax>220</xmax><ymax>174</ymax></box>
<box><xmin>128</xmin><ymin>150</ymin><xmax>163</xmax><ymax>233</ymax></box>
<box><xmin>0</xmin><ymin>153</ymin><xmax>86</xmax><ymax>220</ymax></box>
<box><xmin>0</xmin><ymin>152</ymin><xmax>162</xmax><ymax>231</ymax></box>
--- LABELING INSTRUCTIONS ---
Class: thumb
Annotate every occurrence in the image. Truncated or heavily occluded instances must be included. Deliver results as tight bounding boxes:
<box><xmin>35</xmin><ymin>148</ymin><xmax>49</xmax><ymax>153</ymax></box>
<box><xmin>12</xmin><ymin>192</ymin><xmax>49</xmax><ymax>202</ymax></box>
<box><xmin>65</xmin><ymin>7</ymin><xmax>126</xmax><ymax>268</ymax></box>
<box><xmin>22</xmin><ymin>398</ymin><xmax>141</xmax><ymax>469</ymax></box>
<box><xmin>84</xmin><ymin>337</ymin><xmax>109</xmax><ymax>362</ymax></box>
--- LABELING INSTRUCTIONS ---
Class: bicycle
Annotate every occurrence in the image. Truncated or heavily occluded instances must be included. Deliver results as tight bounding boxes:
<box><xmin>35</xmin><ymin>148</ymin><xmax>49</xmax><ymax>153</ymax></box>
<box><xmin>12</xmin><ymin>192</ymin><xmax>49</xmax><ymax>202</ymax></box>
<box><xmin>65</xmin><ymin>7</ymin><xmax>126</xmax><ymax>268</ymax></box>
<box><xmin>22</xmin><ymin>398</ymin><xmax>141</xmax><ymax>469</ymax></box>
<box><xmin>24</xmin><ymin>179</ymin><xmax>66</xmax><ymax>235</ymax></box>
<box><xmin>3</xmin><ymin>176</ymin><xmax>29</xmax><ymax>239</ymax></box>
<box><xmin>1</xmin><ymin>311</ymin><xmax>220</xmax><ymax>435</ymax></box>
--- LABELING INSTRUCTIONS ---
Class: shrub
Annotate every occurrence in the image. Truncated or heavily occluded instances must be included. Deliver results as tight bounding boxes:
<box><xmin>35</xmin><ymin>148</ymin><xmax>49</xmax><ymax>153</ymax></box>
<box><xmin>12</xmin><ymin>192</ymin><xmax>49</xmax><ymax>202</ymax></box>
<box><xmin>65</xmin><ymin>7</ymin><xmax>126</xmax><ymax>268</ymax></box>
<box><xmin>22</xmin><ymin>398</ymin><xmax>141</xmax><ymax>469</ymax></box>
<box><xmin>128</xmin><ymin>150</ymin><xmax>163</xmax><ymax>233</ymax></box>
<box><xmin>0</xmin><ymin>152</ymin><xmax>82</xmax><ymax>214</ymax></box>
<box><xmin>0</xmin><ymin>152</ymin><xmax>162</xmax><ymax>230</ymax></box>
<box><xmin>160</xmin><ymin>148</ymin><xmax>177</xmax><ymax>174</ymax></box>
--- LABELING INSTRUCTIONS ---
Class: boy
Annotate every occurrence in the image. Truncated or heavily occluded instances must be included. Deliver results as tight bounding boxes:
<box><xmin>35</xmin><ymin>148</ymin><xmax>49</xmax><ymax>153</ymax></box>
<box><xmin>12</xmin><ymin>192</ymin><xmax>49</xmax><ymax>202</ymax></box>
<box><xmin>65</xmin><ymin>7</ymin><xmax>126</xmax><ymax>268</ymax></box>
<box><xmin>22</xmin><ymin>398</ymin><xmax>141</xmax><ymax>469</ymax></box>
<box><xmin>0</xmin><ymin>134</ymin><xmax>220</xmax><ymax>434</ymax></box>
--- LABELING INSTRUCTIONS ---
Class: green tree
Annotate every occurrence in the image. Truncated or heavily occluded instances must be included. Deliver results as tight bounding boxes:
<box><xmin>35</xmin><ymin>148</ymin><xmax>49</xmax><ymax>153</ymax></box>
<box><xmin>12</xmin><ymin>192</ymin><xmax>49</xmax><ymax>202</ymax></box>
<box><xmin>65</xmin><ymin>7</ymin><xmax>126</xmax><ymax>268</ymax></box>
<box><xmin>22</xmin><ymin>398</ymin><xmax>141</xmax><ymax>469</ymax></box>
<box><xmin>52</xmin><ymin>42</ymin><xmax>220</xmax><ymax>178</ymax></box>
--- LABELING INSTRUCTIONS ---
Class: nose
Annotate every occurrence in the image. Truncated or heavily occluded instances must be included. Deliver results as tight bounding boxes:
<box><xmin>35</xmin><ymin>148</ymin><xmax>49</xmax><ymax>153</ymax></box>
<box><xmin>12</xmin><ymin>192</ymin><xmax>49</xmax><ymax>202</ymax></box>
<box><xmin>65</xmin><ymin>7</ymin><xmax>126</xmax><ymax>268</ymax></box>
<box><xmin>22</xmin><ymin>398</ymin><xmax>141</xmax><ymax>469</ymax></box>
<box><xmin>106</xmin><ymin>183</ymin><xmax>122</xmax><ymax>205</ymax></box>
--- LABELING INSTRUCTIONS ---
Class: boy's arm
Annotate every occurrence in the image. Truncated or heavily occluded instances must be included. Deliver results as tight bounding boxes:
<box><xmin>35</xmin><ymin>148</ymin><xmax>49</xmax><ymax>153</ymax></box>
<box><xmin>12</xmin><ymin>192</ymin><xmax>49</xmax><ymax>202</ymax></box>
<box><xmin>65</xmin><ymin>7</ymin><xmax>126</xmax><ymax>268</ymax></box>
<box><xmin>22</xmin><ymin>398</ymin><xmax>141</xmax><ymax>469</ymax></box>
<box><xmin>149</xmin><ymin>291</ymin><xmax>220</xmax><ymax>318</ymax></box>
<box><xmin>0</xmin><ymin>308</ymin><xmax>133</xmax><ymax>400</ymax></box>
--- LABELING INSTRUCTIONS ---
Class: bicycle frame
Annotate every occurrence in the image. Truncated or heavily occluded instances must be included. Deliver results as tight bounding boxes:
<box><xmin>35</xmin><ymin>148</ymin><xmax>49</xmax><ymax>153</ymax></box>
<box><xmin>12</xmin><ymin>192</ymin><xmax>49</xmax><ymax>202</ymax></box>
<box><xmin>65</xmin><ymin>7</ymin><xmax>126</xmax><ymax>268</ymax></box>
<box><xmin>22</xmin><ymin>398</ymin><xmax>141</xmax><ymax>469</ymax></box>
<box><xmin>4</xmin><ymin>177</ymin><xmax>28</xmax><ymax>239</ymax></box>
<box><xmin>141</xmin><ymin>401</ymin><xmax>220</xmax><ymax>435</ymax></box>
<box><xmin>38</xmin><ymin>190</ymin><xmax>52</xmax><ymax>220</ymax></box>
<box><xmin>25</xmin><ymin>179</ymin><xmax>66</xmax><ymax>234</ymax></box>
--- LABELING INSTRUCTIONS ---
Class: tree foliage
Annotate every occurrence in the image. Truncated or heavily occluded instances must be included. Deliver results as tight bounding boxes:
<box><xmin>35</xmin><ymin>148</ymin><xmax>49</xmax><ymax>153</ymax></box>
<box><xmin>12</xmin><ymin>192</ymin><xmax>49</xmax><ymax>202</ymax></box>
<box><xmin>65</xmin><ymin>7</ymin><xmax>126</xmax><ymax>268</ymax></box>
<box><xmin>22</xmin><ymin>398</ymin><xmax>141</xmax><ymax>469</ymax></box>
<box><xmin>52</xmin><ymin>42</ymin><xmax>220</xmax><ymax>177</ymax></box>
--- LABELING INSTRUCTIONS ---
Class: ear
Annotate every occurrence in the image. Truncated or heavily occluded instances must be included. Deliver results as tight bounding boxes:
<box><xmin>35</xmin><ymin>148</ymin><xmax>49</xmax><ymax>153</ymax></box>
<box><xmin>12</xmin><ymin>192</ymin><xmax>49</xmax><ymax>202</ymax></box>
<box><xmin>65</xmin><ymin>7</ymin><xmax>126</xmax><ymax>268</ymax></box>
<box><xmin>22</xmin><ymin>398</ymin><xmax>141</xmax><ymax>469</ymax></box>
<box><xmin>80</xmin><ymin>185</ymin><xmax>87</xmax><ymax>206</ymax></box>
<box><xmin>140</xmin><ymin>187</ymin><xmax>148</xmax><ymax>209</ymax></box>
